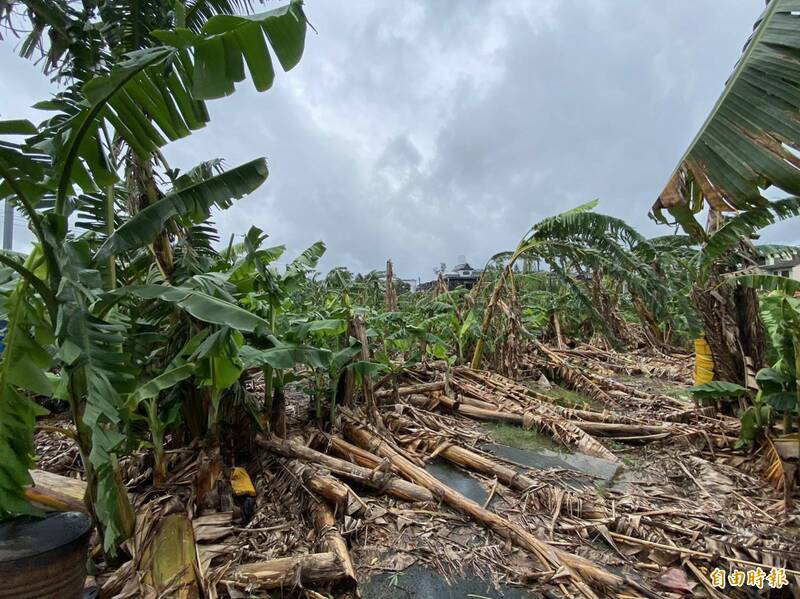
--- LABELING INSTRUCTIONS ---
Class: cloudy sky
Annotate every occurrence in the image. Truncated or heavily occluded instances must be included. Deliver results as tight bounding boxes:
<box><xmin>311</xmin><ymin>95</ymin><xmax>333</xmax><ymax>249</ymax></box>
<box><xmin>2</xmin><ymin>0</ymin><xmax>795</xmax><ymax>281</ymax></box>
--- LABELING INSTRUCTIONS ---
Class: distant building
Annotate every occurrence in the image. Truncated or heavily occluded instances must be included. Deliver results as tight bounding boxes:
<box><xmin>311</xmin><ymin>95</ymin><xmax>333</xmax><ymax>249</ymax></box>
<box><xmin>401</xmin><ymin>278</ymin><xmax>419</xmax><ymax>293</ymax></box>
<box><xmin>760</xmin><ymin>254</ymin><xmax>800</xmax><ymax>280</ymax></box>
<box><xmin>418</xmin><ymin>261</ymin><xmax>482</xmax><ymax>291</ymax></box>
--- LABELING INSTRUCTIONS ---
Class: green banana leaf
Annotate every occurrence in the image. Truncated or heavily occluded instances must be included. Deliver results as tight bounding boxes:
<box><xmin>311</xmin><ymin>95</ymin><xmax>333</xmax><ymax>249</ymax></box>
<box><xmin>653</xmin><ymin>1</ymin><xmax>800</xmax><ymax>236</ymax></box>
<box><xmin>95</xmin><ymin>158</ymin><xmax>268</xmax><ymax>261</ymax></box>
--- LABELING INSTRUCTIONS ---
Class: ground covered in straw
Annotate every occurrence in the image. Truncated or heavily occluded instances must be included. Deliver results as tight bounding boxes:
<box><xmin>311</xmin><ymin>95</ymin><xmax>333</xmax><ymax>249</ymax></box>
<box><xmin>33</xmin><ymin>347</ymin><xmax>800</xmax><ymax>598</ymax></box>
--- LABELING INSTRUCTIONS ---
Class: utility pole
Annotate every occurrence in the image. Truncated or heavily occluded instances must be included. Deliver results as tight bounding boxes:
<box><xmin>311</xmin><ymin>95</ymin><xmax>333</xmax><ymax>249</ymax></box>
<box><xmin>3</xmin><ymin>200</ymin><xmax>12</xmax><ymax>250</ymax></box>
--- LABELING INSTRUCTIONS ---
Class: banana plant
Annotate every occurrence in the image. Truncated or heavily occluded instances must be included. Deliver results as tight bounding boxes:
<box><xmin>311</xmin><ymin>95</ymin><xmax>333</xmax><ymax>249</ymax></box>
<box><xmin>731</xmin><ymin>280</ymin><xmax>800</xmax><ymax>438</ymax></box>
<box><xmin>0</xmin><ymin>135</ymin><xmax>274</xmax><ymax>554</ymax></box>
<box><xmin>126</xmin><ymin>362</ymin><xmax>196</xmax><ymax>485</ymax></box>
<box><xmin>652</xmin><ymin>0</ymin><xmax>800</xmax><ymax>237</ymax></box>
<box><xmin>0</xmin><ymin>0</ymin><xmax>309</xmax><ymax>554</ymax></box>
<box><xmin>649</xmin><ymin>1</ymin><xmax>800</xmax><ymax>386</ymax></box>
<box><xmin>470</xmin><ymin>201</ymin><xmax>670</xmax><ymax>368</ymax></box>
<box><xmin>221</xmin><ymin>226</ymin><xmax>331</xmax><ymax>431</ymax></box>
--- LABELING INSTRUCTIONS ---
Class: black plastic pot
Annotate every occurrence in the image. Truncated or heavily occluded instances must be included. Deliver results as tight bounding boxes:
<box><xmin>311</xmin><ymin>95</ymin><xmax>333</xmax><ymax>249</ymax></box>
<box><xmin>0</xmin><ymin>511</ymin><xmax>93</xmax><ymax>599</ymax></box>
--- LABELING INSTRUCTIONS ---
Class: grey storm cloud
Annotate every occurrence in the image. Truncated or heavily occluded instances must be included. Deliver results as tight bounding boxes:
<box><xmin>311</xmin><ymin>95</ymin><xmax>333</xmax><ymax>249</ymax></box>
<box><xmin>3</xmin><ymin>0</ymin><xmax>793</xmax><ymax>281</ymax></box>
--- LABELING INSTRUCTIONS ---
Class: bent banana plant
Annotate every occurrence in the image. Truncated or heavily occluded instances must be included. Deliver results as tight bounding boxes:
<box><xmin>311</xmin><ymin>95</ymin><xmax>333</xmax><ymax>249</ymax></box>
<box><xmin>653</xmin><ymin>0</ymin><xmax>800</xmax><ymax>237</ymax></box>
<box><xmin>470</xmin><ymin>201</ymin><xmax>660</xmax><ymax>369</ymax></box>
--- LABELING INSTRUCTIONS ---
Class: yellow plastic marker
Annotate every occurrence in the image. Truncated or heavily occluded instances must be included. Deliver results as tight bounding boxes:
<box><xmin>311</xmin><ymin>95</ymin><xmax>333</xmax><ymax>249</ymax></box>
<box><xmin>230</xmin><ymin>466</ymin><xmax>256</xmax><ymax>497</ymax></box>
<box><xmin>694</xmin><ymin>336</ymin><xmax>714</xmax><ymax>385</ymax></box>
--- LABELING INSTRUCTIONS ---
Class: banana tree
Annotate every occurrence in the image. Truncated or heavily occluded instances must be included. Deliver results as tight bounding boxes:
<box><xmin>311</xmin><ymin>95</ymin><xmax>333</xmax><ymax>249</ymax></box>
<box><xmin>651</xmin><ymin>0</ymin><xmax>800</xmax><ymax>384</ymax></box>
<box><xmin>220</xmin><ymin>226</ymin><xmax>336</xmax><ymax>432</ymax></box>
<box><xmin>0</xmin><ymin>133</ymin><xmax>273</xmax><ymax>554</ymax></box>
<box><xmin>731</xmin><ymin>274</ymin><xmax>800</xmax><ymax>435</ymax></box>
<box><xmin>0</xmin><ymin>0</ymin><xmax>309</xmax><ymax>554</ymax></box>
<box><xmin>8</xmin><ymin>0</ymin><xmax>308</xmax><ymax>284</ymax></box>
<box><xmin>685</xmin><ymin>198</ymin><xmax>800</xmax><ymax>384</ymax></box>
<box><xmin>470</xmin><ymin>201</ymin><xmax>670</xmax><ymax>368</ymax></box>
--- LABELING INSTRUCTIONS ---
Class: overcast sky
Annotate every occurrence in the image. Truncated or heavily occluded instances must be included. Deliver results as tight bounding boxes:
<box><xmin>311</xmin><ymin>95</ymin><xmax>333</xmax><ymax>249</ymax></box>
<box><xmin>2</xmin><ymin>0</ymin><xmax>796</xmax><ymax>280</ymax></box>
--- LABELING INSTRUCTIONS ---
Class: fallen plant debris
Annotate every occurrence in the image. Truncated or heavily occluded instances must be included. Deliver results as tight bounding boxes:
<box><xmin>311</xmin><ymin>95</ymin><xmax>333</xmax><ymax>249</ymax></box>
<box><xmin>26</xmin><ymin>345</ymin><xmax>799</xmax><ymax>598</ymax></box>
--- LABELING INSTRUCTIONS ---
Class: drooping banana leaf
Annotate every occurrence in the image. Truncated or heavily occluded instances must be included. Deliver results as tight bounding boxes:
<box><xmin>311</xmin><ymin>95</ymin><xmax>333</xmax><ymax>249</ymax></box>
<box><xmin>130</xmin><ymin>363</ymin><xmax>196</xmax><ymax>404</ymax></box>
<box><xmin>288</xmin><ymin>318</ymin><xmax>348</xmax><ymax>342</ymax></box>
<box><xmin>0</xmin><ymin>249</ymin><xmax>51</xmax><ymax>518</ymax></box>
<box><xmin>5</xmin><ymin>0</ymin><xmax>78</xmax><ymax>76</ymax></box>
<box><xmin>653</xmin><ymin>1</ymin><xmax>800</xmax><ymax>237</ymax></box>
<box><xmin>532</xmin><ymin>201</ymin><xmax>645</xmax><ymax>250</ymax></box>
<box><xmin>95</xmin><ymin>158</ymin><xmax>268</xmax><ymax>261</ymax></box>
<box><xmin>697</xmin><ymin>196</ymin><xmax>800</xmax><ymax>265</ymax></box>
<box><xmin>239</xmin><ymin>343</ymin><xmax>332</xmax><ymax>370</ymax></box>
<box><xmin>153</xmin><ymin>0</ymin><xmax>307</xmax><ymax>99</ymax></box>
<box><xmin>56</xmin><ymin>245</ymin><xmax>136</xmax><ymax>552</ymax></box>
<box><xmin>38</xmin><ymin>1</ymin><xmax>306</xmax><ymax>204</ymax></box>
<box><xmin>689</xmin><ymin>380</ymin><xmax>749</xmax><ymax>400</ymax></box>
<box><xmin>732</xmin><ymin>273</ymin><xmax>800</xmax><ymax>295</ymax></box>
<box><xmin>119</xmin><ymin>284</ymin><xmax>270</xmax><ymax>333</ymax></box>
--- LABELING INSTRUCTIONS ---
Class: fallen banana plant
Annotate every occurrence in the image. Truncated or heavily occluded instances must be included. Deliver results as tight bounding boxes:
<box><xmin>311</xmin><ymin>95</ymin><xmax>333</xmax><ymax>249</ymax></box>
<box><xmin>257</xmin><ymin>435</ymin><xmax>435</xmax><ymax>504</ymax></box>
<box><xmin>340</xmin><ymin>416</ymin><xmax>644</xmax><ymax>598</ymax></box>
